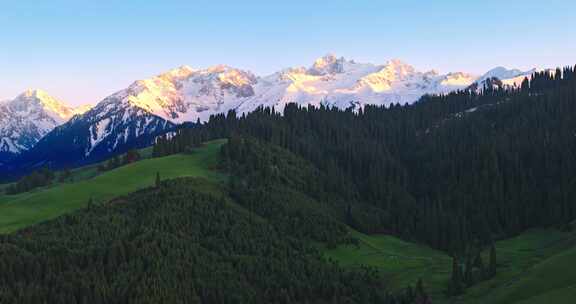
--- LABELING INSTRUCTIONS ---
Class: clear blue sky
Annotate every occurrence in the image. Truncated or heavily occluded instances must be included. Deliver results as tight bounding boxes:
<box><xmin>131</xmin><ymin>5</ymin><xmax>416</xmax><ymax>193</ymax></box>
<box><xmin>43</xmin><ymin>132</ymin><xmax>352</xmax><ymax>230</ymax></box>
<box><xmin>1</xmin><ymin>0</ymin><xmax>574</xmax><ymax>106</ymax></box>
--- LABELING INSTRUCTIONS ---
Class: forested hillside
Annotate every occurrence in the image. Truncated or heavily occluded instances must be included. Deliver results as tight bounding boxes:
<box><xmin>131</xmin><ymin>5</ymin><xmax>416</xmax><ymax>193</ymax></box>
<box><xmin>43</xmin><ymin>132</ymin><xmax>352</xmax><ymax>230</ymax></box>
<box><xmin>0</xmin><ymin>141</ymin><xmax>224</xmax><ymax>234</ymax></box>
<box><xmin>0</xmin><ymin>177</ymin><xmax>427</xmax><ymax>303</ymax></box>
<box><xmin>159</xmin><ymin>66</ymin><xmax>576</xmax><ymax>255</ymax></box>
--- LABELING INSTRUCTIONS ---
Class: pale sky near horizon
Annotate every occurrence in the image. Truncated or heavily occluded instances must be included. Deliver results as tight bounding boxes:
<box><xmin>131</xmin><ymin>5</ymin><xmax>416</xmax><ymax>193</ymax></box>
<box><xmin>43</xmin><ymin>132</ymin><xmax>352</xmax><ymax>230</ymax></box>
<box><xmin>1</xmin><ymin>0</ymin><xmax>575</xmax><ymax>106</ymax></box>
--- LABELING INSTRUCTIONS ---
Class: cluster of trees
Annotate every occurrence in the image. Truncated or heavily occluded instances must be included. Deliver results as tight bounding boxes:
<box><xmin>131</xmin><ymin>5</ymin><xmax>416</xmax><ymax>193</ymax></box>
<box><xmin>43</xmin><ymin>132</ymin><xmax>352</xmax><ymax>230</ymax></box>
<box><xmin>58</xmin><ymin>168</ymin><xmax>72</xmax><ymax>182</ymax></box>
<box><xmin>152</xmin><ymin>127</ymin><xmax>209</xmax><ymax>158</ymax></box>
<box><xmin>5</xmin><ymin>166</ymin><xmax>55</xmax><ymax>194</ymax></box>
<box><xmin>157</xmin><ymin>66</ymin><xmax>576</xmax><ymax>256</ymax></box>
<box><xmin>221</xmin><ymin>137</ymin><xmax>351</xmax><ymax>245</ymax></box>
<box><xmin>97</xmin><ymin>149</ymin><xmax>141</xmax><ymax>172</ymax></box>
<box><xmin>448</xmin><ymin>244</ymin><xmax>497</xmax><ymax>295</ymax></box>
<box><xmin>0</xmin><ymin>177</ymin><xmax>425</xmax><ymax>303</ymax></box>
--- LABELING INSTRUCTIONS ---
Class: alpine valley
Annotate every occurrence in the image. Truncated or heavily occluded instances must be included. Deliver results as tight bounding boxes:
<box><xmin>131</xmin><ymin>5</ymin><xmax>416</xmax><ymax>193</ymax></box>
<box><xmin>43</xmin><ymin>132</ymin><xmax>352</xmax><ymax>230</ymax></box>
<box><xmin>1</xmin><ymin>54</ymin><xmax>535</xmax><ymax>176</ymax></box>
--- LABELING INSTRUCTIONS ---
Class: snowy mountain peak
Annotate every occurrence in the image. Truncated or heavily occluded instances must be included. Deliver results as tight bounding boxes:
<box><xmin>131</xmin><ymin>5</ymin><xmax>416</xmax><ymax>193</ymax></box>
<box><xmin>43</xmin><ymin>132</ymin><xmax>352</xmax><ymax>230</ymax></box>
<box><xmin>481</xmin><ymin>66</ymin><xmax>529</xmax><ymax>81</ymax></box>
<box><xmin>0</xmin><ymin>89</ymin><xmax>91</xmax><ymax>155</ymax></box>
<box><xmin>97</xmin><ymin>64</ymin><xmax>259</xmax><ymax>125</ymax></box>
<box><xmin>386</xmin><ymin>58</ymin><xmax>415</xmax><ymax>72</ymax></box>
<box><xmin>308</xmin><ymin>54</ymin><xmax>346</xmax><ymax>75</ymax></box>
<box><xmin>377</xmin><ymin>59</ymin><xmax>418</xmax><ymax>81</ymax></box>
<box><xmin>201</xmin><ymin>65</ymin><xmax>257</xmax><ymax>88</ymax></box>
<box><xmin>11</xmin><ymin>89</ymin><xmax>91</xmax><ymax>121</ymax></box>
<box><xmin>20</xmin><ymin>88</ymin><xmax>49</xmax><ymax>99</ymax></box>
<box><xmin>440</xmin><ymin>72</ymin><xmax>478</xmax><ymax>86</ymax></box>
<box><xmin>159</xmin><ymin>65</ymin><xmax>196</xmax><ymax>81</ymax></box>
<box><xmin>472</xmin><ymin>67</ymin><xmax>536</xmax><ymax>90</ymax></box>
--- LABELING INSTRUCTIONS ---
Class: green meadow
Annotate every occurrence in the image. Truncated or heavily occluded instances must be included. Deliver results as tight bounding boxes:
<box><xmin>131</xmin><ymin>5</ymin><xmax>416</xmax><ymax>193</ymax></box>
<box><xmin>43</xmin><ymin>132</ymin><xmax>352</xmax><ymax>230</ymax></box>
<box><xmin>0</xmin><ymin>139</ymin><xmax>226</xmax><ymax>233</ymax></box>
<box><xmin>325</xmin><ymin>228</ymin><xmax>576</xmax><ymax>304</ymax></box>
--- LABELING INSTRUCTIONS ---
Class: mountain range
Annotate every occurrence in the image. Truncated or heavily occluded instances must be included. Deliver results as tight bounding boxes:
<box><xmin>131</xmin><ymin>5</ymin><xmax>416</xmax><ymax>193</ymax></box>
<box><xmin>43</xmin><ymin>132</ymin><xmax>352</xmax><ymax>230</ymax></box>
<box><xmin>0</xmin><ymin>54</ymin><xmax>537</xmax><ymax>174</ymax></box>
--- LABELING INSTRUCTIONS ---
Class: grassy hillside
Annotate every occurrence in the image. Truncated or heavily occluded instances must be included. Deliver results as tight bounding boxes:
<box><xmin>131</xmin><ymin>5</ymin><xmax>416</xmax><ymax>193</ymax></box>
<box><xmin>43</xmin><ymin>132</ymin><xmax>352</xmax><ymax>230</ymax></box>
<box><xmin>506</xmin><ymin>247</ymin><xmax>576</xmax><ymax>303</ymax></box>
<box><xmin>516</xmin><ymin>284</ymin><xmax>576</xmax><ymax>304</ymax></box>
<box><xmin>324</xmin><ymin>230</ymin><xmax>452</xmax><ymax>299</ymax></box>
<box><xmin>0</xmin><ymin>139</ymin><xmax>226</xmax><ymax>233</ymax></box>
<box><xmin>325</xmin><ymin>228</ymin><xmax>576</xmax><ymax>304</ymax></box>
<box><xmin>458</xmin><ymin>229</ymin><xmax>576</xmax><ymax>304</ymax></box>
<box><xmin>61</xmin><ymin>145</ymin><xmax>156</xmax><ymax>183</ymax></box>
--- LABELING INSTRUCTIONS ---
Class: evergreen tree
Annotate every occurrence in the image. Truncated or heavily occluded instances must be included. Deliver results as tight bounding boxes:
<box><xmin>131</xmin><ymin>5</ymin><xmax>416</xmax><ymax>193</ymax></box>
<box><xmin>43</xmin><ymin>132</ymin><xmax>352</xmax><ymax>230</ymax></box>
<box><xmin>58</xmin><ymin>168</ymin><xmax>72</xmax><ymax>182</ymax></box>
<box><xmin>473</xmin><ymin>251</ymin><xmax>485</xmax><ymax>280</ymax></box>
<box><xmin>488</xmin><ymin>243</ymin><xmax>497</xmax><ymax>278</ymax></box>
<box><xmin>449</xmin><ymin>257</ymin><xmax>463</xmax><ymax>295</ymax></box>
<box><xmin>155</xmin><ymin>172</ymin><xmax>161</xmax><ymax>188</ymax></box>
<box><xmin>5</xmin><ymin>167</ymin><xmax>56</xmax><ymax>194</ymax></box>
<box><xmin>415</xmin><ymin>278</ymin><xmax>431</xmax><ymax>304</ymax></box>
<box><xmin>87</xmin><ymin>197</ymin><xmax>94</xmax><ymax>209</ymax></box>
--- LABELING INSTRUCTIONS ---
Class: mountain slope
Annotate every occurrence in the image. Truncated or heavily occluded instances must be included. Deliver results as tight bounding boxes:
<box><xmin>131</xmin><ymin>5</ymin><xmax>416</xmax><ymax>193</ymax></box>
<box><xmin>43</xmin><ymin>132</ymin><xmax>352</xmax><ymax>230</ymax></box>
<box><xmin>110</xmin><ymin>55</ymin><xmax>482</xmax><ymax>124</ymax></box>
<box><xmin>0</xmin><ymin>139</ymin><xmax>225</xmax><ymax>233</ymax></box>
<box><xmin>13</xmin><ymin>94</ymin><xmax>176</xmax><ymax>170</ymax></box>
<box><xmin>468</xmin><ymin>66</ymin><xmax>537</xmax><ymax>91</ymax></box>
<box><xmin>0</xmin><ymin>89</ymin><xmax>90</xmax><ymax>158</ymax></box>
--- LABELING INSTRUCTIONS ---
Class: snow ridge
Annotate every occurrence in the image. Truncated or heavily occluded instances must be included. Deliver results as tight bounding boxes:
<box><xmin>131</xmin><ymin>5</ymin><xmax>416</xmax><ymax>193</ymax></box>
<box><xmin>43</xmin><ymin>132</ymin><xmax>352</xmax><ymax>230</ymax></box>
<box><xmin>104</xmin><ymin>55</ymin><xmax>492</xmax><ymax>124</ymax></box>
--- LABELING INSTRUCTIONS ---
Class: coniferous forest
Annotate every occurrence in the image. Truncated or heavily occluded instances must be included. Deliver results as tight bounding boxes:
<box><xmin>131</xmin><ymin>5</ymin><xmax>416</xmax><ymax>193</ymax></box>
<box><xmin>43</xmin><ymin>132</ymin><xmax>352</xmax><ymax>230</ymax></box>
<box><xmin>1</xmin><ymin>178</ymin><xmax>413</xmax><ymax>303</ymax></box>
<box><xmin>1</xmin><ymin>66</ymin><xmax>576</xmax><ymax>303</ymax></box>
<box><xmin>160</xmin><ymin>67</ymin><xmax>576</xmax><ymax>253</ymax></box>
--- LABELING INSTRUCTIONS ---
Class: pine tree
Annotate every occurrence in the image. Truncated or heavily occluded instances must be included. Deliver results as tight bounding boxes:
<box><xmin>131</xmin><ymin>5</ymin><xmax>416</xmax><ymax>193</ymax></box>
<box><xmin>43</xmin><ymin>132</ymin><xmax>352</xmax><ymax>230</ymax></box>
<box><xmin>488</xmin><ymin>243</ymin><xmax>497</xmax><ymax>278</ymax></box>
<box><xmin>415</xmin><ymin>278</ymin><xmax>431</xmax><ymax>304</ymax></box>
<box><xmin>59</xmin><ymin>168</ymin><xmax>72</xmax><ymax>182</ymax></box>
<box><xmin>87</xmin><ymin>197</ymin><xmax>94</xmax><ymax>209</ymax></box>
<box><xmin>473</xmin><ymin>250</ymin><xmax>485</xmax><ymax>280</ymax></box>
<box><xmin>449</xmin><ymin>257</ymin><xmax>463</xmax><ymax>295</ymax></box>
<box><xmin>345</xmin><ymin>204</ymin><xmax>355</xmax><ymax>228</ymax></box>
<box><xmin>464</xmin><ymin>254</ymin><xmax>473</xmax><ymax>286</ymax></box>
<box><xmin>155</xmin><ymin>172</ymin><xmax>161</xmax><ymax>188</ymax></box>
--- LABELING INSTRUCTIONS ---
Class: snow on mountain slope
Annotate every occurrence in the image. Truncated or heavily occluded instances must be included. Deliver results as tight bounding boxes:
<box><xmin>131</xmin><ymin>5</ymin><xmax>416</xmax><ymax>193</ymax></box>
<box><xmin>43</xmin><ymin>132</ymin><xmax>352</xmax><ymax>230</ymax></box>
<box><xmin>471</xmin><ymin>66</ymin><xmax>536</xmax><ymax>90</ymax></box>
<box><xmin>109</xmin><ymin>54</ymin><xmax>484</xmax><ymax>124</ymax></box>
<box><xmin>481</xmin><ymin>66</ymin><xmax>529</xmax><ymax>81</ymax></box>
<box><xmin>91</xmin><ymin>54</ymin><xmax>542</xmax><ymax>126</ymax></box>
<box><xmin>13</xmin><ymin>92</ymin><xmax>176</xmax><ymax>170</ymax></box>
<box><xmin>0</xmin><ymin>89</ymin><xmax>91</xmax><ymax>155</ymax></box>
<box><xmin>78</xmin><ymin>93</ymin><xmax>177</xmax><ymax>158</ymax></box>
<box><xmin>236</xmin><ymin>56</ymin><xmax>479</xmax><ymax>113</ymax></box>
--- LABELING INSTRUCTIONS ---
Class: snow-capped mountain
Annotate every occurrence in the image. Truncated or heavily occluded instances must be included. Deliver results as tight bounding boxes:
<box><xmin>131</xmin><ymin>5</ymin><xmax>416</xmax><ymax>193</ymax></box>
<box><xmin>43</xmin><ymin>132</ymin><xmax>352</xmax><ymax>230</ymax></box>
<box><xmin>105</xmin><ymin>64</ymin><xmax>258</xmax><ymax>124</ymax></box>
<box><xmin>0</xmin><ymin>89</ymin><xmax>90</xmax><ymax>158</ymax></box>
<box><xmin>73</xmin><ymin>54</ymin><xmax>536</xmax><ymax>128</ymax></box>
<box><xmin>110</xmin><ymin>54</ymin><xmax>481</xmax><ymax>124</ymax></box>
<box><xmin>13</xmin><ymin>90</ymin><xmax>177</xmax><ymax>170</ymax></box>
<box><xmin>470</xmin><ymin>66</ymin><xmax>536</xmax><ymax>90</ymax></box>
